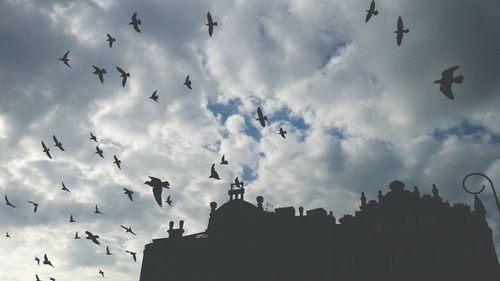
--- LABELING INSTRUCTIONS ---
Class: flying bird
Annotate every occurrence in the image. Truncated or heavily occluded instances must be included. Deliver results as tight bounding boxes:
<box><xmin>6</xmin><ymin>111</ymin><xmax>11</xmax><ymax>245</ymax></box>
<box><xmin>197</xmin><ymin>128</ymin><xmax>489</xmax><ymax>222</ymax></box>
<box><xmin>209</xmin><ymin>163</ymin><xmax>220</xmax><ymax>180</ymax></box>
<box><xmin>35</xmin><ymin>274</ymin><xmax>41</xmax><ymax>281</ymax></box>
<box><xmin>130</xmin><ymin>12</ymin><xmax>141</xmax><ymax>32</ymax></box>
<box><xmin>165</xmin><ymin>195</ymin><xmax>172</xmax><ymax>207</ymax></box>
<box><xmin>365</xmin><ymin>0</ymin><xmax>378</xmax><ymax>23</ymax></box>
<box><xmin>220</xmin><ymin>154</ymin><xmax>228</xmax><ymax>165</ymax></box>
<box><xmin>149</xmin><ymin>90</ymin><xmax>159</xmax><ymax>102</ymax></box>
<box><xmin>59</xmin><ymin>50</ymin><xmax>71</xmax><ymax>68</ymax></box>
<box><xmin>41</xmin><ymin>141</ymin><xmax>52</xmax><ymax>159</ymax></box>
<box><xmin>27</xmin><ymin>201</ymin><xmax>39</xmax><ymax>213</ymax></box>
<box><xmin>53</xmin><ymin>135</ymin><xmax>64</xmax><ymax>151</ymax></box>
<box><xmin>5</xmin><ymin>232</ymin><xmax>10</xmax><ymax>238</ymax></box>
<box><xmin>144</xmin><ymin>176</ymin><xmax>170</xmax><ymax>207</ymax></box>
<box><xmin>278</xmin><ymin>128</ymin><xmax>287</xmax><ymax>139</ymax></box>
<box><xmin>61</xmin><ymin>182</ymin><xmax>71</xmax><ymax>193</ymax></box>
<box><xmin>74</xmin><ymin>232</ymin><xmax>81</xmax><ymax>239</ymax></box>
<box><xmin>434</xmin><ymin>65</ymin><xmax>463</xmax><ymax>100</ymax></box>
<box><xmin>5</xmin><ymin>195</ymin><xmax>16</xmax><ymax>208</ymax></box>
<box><xmin>90</xmin><ymin>132</ymin><xmax>98</xmax><ymax>142</ymax></box>
<box><xmin>94</xmin><ymin>205</ymin><xmax>103</xmax><ymax>214</ymax></box>
<box><xmin>35</xmin><ymin>256</ymin><xmax>40</xmax><ymax>265</ymax></box>
<box><xmin>92</xmin><ymin>65</ymin><xmax>106</xmax><ymax>84</ymax></box>
<box><xmin>125</xmin><ymin>250</ymin><xmax>137</xmax><ymax>262</ymax></box>
<box><xmin>49</xmin><ymin>278</ymin><xmax>56</xmax><ymax>281</ymax></box>
<box><xmin>43</xmin><ymin>254</ymin><xmax>54</xmax><ymax>267</ymax></box>
<box><xmin>69</xmin><ymin>214</ymin><xmax>76</xmax><ymax>223</ymax></box>
<box><xmin>116</xmin><ymin>66</ymin><xmax>130</xmax><ymax>87</ymax></box>
<box><xmin>120</xmin><ymin>225</ymin><xmax>137</xmax><ymax>235</ymax></box>
<box><xmin>106</xmin><ymin>33</ymin><xmax>116</xmax><ymax>48</ymax></box>
<box><xmin>85</xmin><ymin>231</ymin><xmax>100</xmax><ymax>245</ymax></box>
<box><xmin>99</xmin><ymin>270</ymin><xmax>105</xmax><ymax>277</ymax></box>
<box><xmin>394</xmin><ymin>16</ymin><xmax>409</xmax><ymax>46</ymax></box>
<box><xmin>106</xmin><ymin>246</ymin><xmax>112</xmax><ymax>255</ymax></box>
<box><xmin>113</xmin><ymin>155</ymin><xmax>121</xmax><ymax>169</ymax></box>
<box><xmin>123</xmin><ymin>188</ymin><xmax>134</xmax><ymax>201</ymax></box>
<box><xmin>256</xmin><ymin>107</ymin><xmax>267</xmax><ymax>127</ymax></box>
<box><xmin>184</xmin><ymin>75</ymin><xmax>192</xmax><ymax>89</ymax></box>
<box><xmin>95</xmin><ymin>146</ymin><xmax>104</xmax><ymax>158</ymax></box>
<box><xmin>206</xmin><ymin>12</ymin><xmax>218</xmax><ymax>37</ymax></box>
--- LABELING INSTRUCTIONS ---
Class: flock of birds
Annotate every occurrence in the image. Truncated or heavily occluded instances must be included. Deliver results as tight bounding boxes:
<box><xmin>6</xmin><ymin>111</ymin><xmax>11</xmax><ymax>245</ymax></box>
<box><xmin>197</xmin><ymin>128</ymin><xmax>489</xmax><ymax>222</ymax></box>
<box><xmin>3</xmin><ymin>1</ymin><xmax>466</xmax><ymax>280</ymax></box>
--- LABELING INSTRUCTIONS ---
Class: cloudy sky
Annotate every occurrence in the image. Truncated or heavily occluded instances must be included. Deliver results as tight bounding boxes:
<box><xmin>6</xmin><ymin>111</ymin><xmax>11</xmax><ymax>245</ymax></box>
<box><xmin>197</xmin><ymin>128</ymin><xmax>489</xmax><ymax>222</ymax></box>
<box><xmin>1</xmin><ymin>0</ymin><xmax>500</xmax><ymax>280</ymax></box>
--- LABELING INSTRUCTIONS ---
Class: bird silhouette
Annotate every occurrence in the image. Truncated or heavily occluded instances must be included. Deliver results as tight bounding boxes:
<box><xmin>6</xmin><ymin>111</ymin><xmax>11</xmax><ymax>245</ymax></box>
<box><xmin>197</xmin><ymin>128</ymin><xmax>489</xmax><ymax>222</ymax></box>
<box><xmin>365</xmin><ymin>0</ymin><xmax>378</xmax><ymax>23</ymax></box>
<box><xmin>394</xmin><ymin>16</ymin><xmax>409</xmax><ymax>46</ymax></box>
<box><xmin>113</xmin><ymin>155</ymin><xmax>121</xmax><ymax>169</ymax></box>
<box><xmin>209</xmin><ymin>163</ymin><xmax>220</xmax><ymax>180</ymax></box>
<box><xmin>59</xmin><ymin>50</ymin><xmax>71</xmax><ymax>68</ymax></box>
<box><xmin>434</xmin><ymin>65</ymin><xmax>463</xmax><ymax>100</ymax></box>
<box><xmin>220</xmin><ymin>154</ymin><xmax>228</xmax><ymax>165</ymax></box>
<box><xmin>106</xmin><ymin>245</ymin><xmax>112</xmax><ymax>255</ymax></box>
<box><xmin>165</xmin><ymin>195</ymin><xmax>172</xmax><ymax>207</ymax></box>
<box><xmin>279</xmin><ymin>128</ymin><xmax>287</xmax><ymax>139</ymax></box>
<box><xmin>61</xmin><ymin>182</ymin><xmax>71</xmax><ymax>193</ymax></box>
<box><xmin>53</xmin><ymin>135</ymin><xmax>64</xmax><ymax>151</ymax></box>
<box><xmin>120</xmin><ymin>225</ymin><xmax>137</xmax><ymax>235</ymax></box>
<box><xmin>144</xmin><ymin>176</ymin><xmax>170</xmax><ymax>207</ymax></box>
<box><xmin>125</xmin><ymin>250</ymin><xmax>137</xmax><ymax>262</ymax></box>
<box><xmin>5</xmin><ymin>195</ymin><xmax>16</xmax><ymax>208</ymax></box>
<box><xmin>106</xmin><ymin>33</ymin><xmax>116</xmax><ymax>48</ymax></box>
<box><xmin>85</xmin><ymin>231</ymin><xmax>100</xmax><ymax>245</ymax></box>
<box><xmin>5</xmin><ymin>232</ymin><xmax>10</xmax><ymax>238</ymax></box>
<box><xmin>94</xmin><ymin>205</ymin><xmax>103</xmax><ymax>214</ymax></box>
<box><xmin>69</xmin><ymin>214</ymin><xmax>76</xmax><ymax>223</ymax></box>
<box><xmin>99</xmin><ymin>269</ymin><xmax>104</xmax><ymax>277</ymax></box>
<box><xmin>35</xmin><ymin>274</ymin><xmax>41</xmax><ymax>281</ymax></box>
<box><xmin>27</xmin><ymin>201</ymin><xmax>39</xmax><ymax>213</ymax></box>
<box><xmin>130</xmin><ymin>12</ymin><xmax>141</xmax><ymax>32</ymax></box>
<box><xmin>206</xmin><ymin>12</ymin><xmax>218</xmax><ymax>37</ymax></box>
<box><xmin>149</xmin><ymin>90</ymin><xmax>159</xmax><ymax>102</ymax></box>
<box><xmin>231</xmin><ymin>177</ymin><xmax>244</xmax><ymax>189</ymax></box>
<box><xmin>95</xmin><ymin>146</ymin><xmax>104</xmax><ymax>158</ymax></box>
<box><xmin>43</xmin><ymin>254</ymin><xmax>54</xmax><ymax>267</ymax></box>
<box><xmin>116</xmin><ymin>66</ymin><xmax>130</xmax><ymax>87</ymax></box>
<box><xmin>123</xmin><ymin>188</ymin><xmax>134</xmax><ymax>201</ymax></box>
<box><xmin>184</xmin><ymin>75</ymin><xmax>192</xmax><ymax>89</ymax></box>
<box><xmin>74</xmin><ymin>232</ymin><xmax>81</xmax><ymax>239</ymax></box>
<box><xmin>92</xmin><ymin>66</ymin><xmax>106</xmax><ymax>84</ymax></box>
<box><xmin>256</xmin><ymin>107</ymin><xmax>268</xmax><ymax>127</ymax></box>
<box><xmin>49</xmin><ymin>278</ymin><xmax>55</xmax><ymax>281</ymax></box>
<box><xmin>90</xmin><ymin>132</ymin><xmax>98</xmax><ymax>142</ymax></box>
<box><xmin>35</xmin><ymin>256</ymin><xmax>40</xmax><ymax>265</ymax></box>
<box><xmin>41</xmin><ymin>141</ymin><xmax>52</xmax><ymax>159</ymax></box>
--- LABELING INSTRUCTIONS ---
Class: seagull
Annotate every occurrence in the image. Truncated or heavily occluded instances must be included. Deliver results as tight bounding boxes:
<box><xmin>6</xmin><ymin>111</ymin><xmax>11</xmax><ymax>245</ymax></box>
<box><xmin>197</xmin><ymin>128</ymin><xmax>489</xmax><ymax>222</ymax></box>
<box><xmin>85</xmin><ymin>231</ymin><xmax>100</xmax><ymax>245</ymax></box>
<box><xmin>95</xmin><ymin>146</ymin><xmax>104</xmax><ymax>158</ymax></box>
<box><xmin>434</xmin><ymin>65</ymin><xmax>463</xmax><ymax>100</ymax></box>
<box><xmin>92</xmin><ymin>65</ymin><xmax>106</xmax><ymax>84</ymax></box>
<box><xmin>5</xmin><ymin>195</ymin><xmax>16</xmax><ymax>208</ymax></box>
<box><xmin>120</xmin><ymin>225</ymin><xmax>136</xmax><ymax>235</ymax></box>
<box><xmin>43</xmin><ymin>254</ymin><xmax>54</xmax><ymax>267</ymax></box>
<box><xmin>49</xmin><ymin>278</ymin><xmax>56</xmax><ymax>281</ymax></box>
<box><xmin>123</xmin><ymin>188</ymin><xmax>134</xmax><ymax>201</ymax></box>
<box><xmin>35</xmin><ymin>256</ymin><xmax>40</xmax><ymax>265</ymax></box>
<box><xmin>41</xmin><ymin>141</ymin><xmax>52</xmax><ymax>159</ymax></box>
<box><xmin>256</xmin><ymin>107</ymin><xmax>267</xmax><ymax>127</ymax></box>
<box><xmin>278</xmin><ymin>128</ymin><xmax>287</xmax><ymax>139</ymax></box>
<box><xmin>106</xmin><ymin>34</ymin><xmax>116</xmax><ymax>48</ymax></box>
<box><xmin>99</xmin><ymin>270</ymin><xmax>105</xmax><ymax>277</ymax></box>
<box><xmin>35</xmin><ymin>274</ymin><xmax>41</xmax><ymax>281</ymax></box>
<box><xmin>113</xmin><ymin>155</ymin><xmax>121</xmax><ymax>169</ymax></box>
<box><xmin>165</xmin><ymin>195</ymin><xmax>172</xmax><ymax>207</ymax></box>
<box><xmin>69</xmin><ymin>214</ymin><xmax>76</xmax><ymax>222</ymax></box>
<box><xmin>53</xmin><ymin>135</ymin><xmax>64</xmax><ymax>151</ymax></box>
<box><xmin>394</xmin><ymin>16</ymin><xmax>409</xmax><ymax>46</ymax></box>
<box><xmin>59</xmin><ymin>50</ymin><xmax>71</xmax><ymax>68</ymax></box>
<box><xmin>184</xmin><ymin>75</ymin><xmax>192</xmax><ymax>89</ymax></box>
<box><xmin>106</xmin><ymin>246</ymin><xmax>112</xmax><ymax>255</ymax></box>
<box><xmin>220</xmin><ymin>154</ymin><xmax>228</xmax><ymax>165</ymax></box>
<box><xmin>149</xmin><ymin>90</ymin><xmax>159</xmax><ymax>102</ymax></box>
<box><xmin>130</xmin><ymin>12</ymin><xmax>141</xmax><ymax>33</ymax></box>
<box><xmin>144</xmin><ymin>176</ymin><xmax>170</xmax><ymax>207</ymax></box>
<box><xmin>74</xmin><ymin>232</ymin><xmax>81</xmax><ymax>239</ymax></box>
<box><xmin>116</xmin><ymin>66</ymin><xmax>130</xmax><ymax>87</ymax></box>
<box><xmin>209</xmin><ymin>163</ymin><xmax>220</xmax><ymax>180</ymax></box>
<box><xmin>232</xmin><ymin>177</ymin><xmax>244</xmax><ymax>188</ymax></box>
<box><xmin>125</xmin><ymin>250</ymin><xmax>137</xmax><ymax>262</ymax></box>
<box><xmin>94</xmin><ymin>205</ymin><xmax>103</xmax><ymax>214</ymax></box>
<box><xmin>206</xmin><ymin>12</ymin><xmax>217</xmax><ymax>37</ymax></box>
<box><xmin>27</xmin><ymin>201</ymin><xmax>39</xmax><ymax>213</ymax></box>
<box><xmin>5</xmin><ymin>232</ymin><xmax>10</xmax><ymax>238</ymax></box>
<box><xmin>365</xmin><ymin>0</ymin><xmax>378</xmax><ymax>23</ymax></box>
<box><xmin>61</xmin><ymin>182</ymin><xmax>71</xmax><ymax>193</ymax></box>
<box><xmin>90</xmin><ymin>132</ymin><xmax>98</xmax><ymax>142</ymax></box>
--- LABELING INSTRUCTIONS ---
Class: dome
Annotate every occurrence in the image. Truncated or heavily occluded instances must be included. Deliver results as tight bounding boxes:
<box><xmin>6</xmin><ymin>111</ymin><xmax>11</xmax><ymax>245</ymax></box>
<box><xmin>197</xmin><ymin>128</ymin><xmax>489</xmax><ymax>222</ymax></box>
<box><xmin>207</xmin><ymin>199</ymin><xmax>261</xmax><ymax>236</ymax></box>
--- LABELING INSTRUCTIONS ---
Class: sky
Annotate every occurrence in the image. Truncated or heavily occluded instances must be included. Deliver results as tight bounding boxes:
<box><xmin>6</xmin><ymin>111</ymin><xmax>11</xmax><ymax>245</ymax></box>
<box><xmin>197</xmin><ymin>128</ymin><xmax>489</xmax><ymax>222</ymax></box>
<box><xmin>1</xmin><ymin>0</ymin><xmax>500</xmax><ymax>280</ymax></box>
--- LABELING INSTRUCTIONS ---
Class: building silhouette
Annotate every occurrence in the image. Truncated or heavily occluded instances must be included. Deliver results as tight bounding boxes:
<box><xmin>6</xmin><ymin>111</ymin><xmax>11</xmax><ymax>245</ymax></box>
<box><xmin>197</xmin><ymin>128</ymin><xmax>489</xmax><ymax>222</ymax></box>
<box><xmin>139</xmin><ymin>180</ymin><xmax>500</xmax><ymax>281</ymax></box>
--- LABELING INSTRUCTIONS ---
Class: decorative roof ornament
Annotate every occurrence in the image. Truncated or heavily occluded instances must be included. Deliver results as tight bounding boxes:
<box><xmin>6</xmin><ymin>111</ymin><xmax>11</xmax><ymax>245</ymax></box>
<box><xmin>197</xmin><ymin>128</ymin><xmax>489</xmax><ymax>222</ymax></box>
<box><xmin>462</xmin><ymin>173</ymin><xmax>500</xmax><ymax>214</ymax></box>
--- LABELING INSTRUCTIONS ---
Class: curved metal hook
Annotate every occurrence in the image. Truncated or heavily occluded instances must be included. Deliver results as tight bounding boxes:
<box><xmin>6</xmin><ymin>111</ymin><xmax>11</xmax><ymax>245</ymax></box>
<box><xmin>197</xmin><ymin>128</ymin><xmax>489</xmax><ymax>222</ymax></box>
<box><xmin>462</xmin><ymin>173</ymin><xmax>500</xmax><ymax>214</ymax></box>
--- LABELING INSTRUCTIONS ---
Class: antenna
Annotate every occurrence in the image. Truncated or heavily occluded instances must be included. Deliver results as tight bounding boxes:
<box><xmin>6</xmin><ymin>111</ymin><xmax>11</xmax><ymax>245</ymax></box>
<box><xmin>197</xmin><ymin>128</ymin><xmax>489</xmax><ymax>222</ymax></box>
<box><xmin>266</xmin><ymin>203</ymin><xmax>274</xmax><ymax>211</ymax></box>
